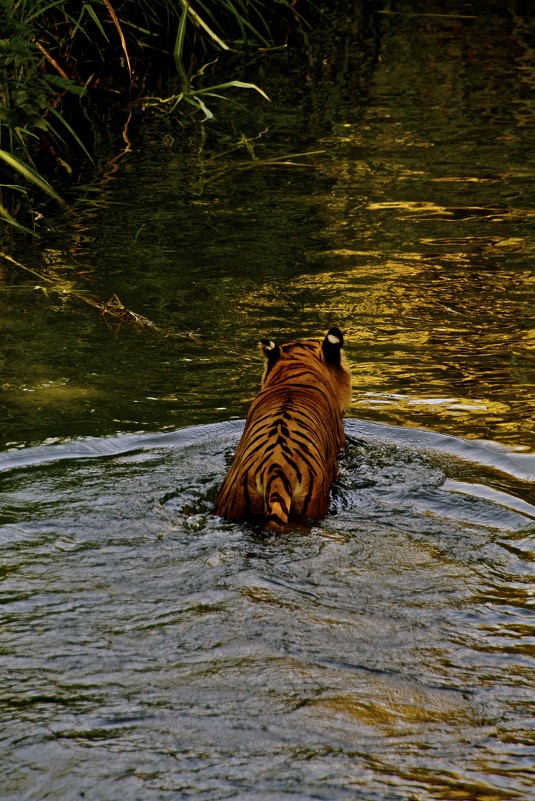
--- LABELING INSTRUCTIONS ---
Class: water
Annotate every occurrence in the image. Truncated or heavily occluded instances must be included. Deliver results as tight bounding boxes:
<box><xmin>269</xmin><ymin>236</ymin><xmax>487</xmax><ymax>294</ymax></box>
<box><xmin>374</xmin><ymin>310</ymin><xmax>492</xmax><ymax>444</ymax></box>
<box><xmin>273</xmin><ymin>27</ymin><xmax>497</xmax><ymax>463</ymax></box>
<box><xmin>1</xmin><ymin>1</ymin><xmax>535</xmax><ymax>798</ymax></box>
<box><xmin>2</xmin><ymin>3</ymin><xmax>534</xmax><ymax>451</ymax></box>
<box><xmin>0</xmin><ymin>421</ymin><xmax>534</xmax><ymax>800</ymax></box>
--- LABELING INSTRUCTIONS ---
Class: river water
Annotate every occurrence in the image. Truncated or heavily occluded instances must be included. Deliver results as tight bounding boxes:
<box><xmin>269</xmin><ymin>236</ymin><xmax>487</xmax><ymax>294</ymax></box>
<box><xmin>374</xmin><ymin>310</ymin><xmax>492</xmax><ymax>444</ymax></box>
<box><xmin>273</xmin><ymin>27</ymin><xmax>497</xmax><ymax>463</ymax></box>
<box><xmin>1</xmin><ymin>2</ymin><xmax>535</xmax><ymax>800</ymax></box>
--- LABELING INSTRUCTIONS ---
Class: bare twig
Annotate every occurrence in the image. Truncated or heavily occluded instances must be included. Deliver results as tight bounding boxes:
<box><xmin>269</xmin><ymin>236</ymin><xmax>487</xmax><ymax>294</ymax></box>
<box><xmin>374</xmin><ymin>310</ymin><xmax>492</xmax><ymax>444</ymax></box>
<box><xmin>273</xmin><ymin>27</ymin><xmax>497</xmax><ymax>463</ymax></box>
<box><xmin>0</xmin><ymin>251</ymin><xmax>197</xmax><ymax>339</ymax></box>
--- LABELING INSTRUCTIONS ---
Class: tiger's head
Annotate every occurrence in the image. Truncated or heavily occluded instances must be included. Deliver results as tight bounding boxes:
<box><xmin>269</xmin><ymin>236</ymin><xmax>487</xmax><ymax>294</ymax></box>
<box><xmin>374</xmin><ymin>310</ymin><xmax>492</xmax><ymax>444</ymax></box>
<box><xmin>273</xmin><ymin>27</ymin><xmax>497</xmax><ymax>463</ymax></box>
<box><xmin>259</xmin><ymin>327</ymin><xmax>352</xmax><ymax>415</ymax></box>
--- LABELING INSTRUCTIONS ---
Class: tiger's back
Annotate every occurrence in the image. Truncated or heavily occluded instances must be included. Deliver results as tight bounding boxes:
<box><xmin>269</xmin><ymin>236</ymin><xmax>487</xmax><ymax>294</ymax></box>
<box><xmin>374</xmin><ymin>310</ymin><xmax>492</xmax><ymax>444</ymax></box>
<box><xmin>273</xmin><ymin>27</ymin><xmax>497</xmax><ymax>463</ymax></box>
<box><xmin>215</xmin><ymin>328</ymin><xmax>352</xmax><ymax>531</ymax></box>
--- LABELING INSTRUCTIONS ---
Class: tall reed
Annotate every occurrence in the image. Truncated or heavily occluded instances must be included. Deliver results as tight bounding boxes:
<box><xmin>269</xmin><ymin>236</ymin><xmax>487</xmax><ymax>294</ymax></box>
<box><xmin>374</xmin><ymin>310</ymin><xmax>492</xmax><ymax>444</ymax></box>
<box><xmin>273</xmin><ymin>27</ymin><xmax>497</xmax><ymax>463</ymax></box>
<box><xmin>0</xmin><ymin>0</ymin><xmax>296</xmax><ymax>235</ymax></box>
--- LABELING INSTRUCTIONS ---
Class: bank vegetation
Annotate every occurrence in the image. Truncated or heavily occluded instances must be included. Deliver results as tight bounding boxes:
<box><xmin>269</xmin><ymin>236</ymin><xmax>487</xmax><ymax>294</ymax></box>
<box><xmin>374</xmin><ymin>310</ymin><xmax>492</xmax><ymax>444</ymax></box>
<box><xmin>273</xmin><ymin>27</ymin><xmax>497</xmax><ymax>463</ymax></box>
<box><xmin>1</xmin><ymin>0</ymin><xmax>311</xmax><ymax>236</ymax></box>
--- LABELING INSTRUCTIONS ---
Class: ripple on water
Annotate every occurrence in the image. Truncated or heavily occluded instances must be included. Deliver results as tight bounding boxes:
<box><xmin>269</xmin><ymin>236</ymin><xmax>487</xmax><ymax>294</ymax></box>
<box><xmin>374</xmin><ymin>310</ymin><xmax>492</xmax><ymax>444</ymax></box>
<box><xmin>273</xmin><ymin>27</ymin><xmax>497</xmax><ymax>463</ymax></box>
<box><xmin>0</xmin><ymin>419</ymin><xmax>534</xmax><ymax>800</ymax></box>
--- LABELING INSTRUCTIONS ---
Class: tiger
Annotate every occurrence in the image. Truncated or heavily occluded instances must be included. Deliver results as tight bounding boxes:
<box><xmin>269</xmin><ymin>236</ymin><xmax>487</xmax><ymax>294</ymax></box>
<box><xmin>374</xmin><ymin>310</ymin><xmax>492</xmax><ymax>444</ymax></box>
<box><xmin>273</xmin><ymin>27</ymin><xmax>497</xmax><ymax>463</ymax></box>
<box><xmin>215</xmin><ymin>327</ymin><xmax>352</xmax><ymax>532</ymax></box>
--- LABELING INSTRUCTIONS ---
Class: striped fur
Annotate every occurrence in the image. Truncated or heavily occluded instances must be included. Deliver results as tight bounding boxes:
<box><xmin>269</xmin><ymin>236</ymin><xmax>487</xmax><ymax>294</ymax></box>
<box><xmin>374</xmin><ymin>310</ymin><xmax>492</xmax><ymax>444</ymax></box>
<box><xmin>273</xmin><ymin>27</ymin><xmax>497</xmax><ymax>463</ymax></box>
<box><xmin>215</xmin><ymin>328</ymin><xmax>352</xmax><ymax>531</ymax></box>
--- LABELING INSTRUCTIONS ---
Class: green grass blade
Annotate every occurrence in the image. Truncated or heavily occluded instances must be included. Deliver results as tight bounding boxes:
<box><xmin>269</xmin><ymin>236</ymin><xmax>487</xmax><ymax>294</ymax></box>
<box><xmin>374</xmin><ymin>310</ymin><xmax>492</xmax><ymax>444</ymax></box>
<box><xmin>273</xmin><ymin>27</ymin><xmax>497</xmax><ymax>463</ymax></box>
<box><xmin>196</xmin><ymin>80</ymin><xmax>270</xmax><ymax>102</ymax></box>
<box><xmin>0</xmin><ymin>149</ymin><xmax>66</xmax><ymax>206</ymax></box>
<box><xmin>182</xmin><ymin>1</ymin><xmax>231</xmax><ymax>50</ymax></box>
<box><xmin>81</xmin><ymin>2</ymin><xmax>110</xmax><ymax>42</ymax></box>
<box><xmin>174</xmin><ymin>2</ymin><xmax>190</xmax><ymax>88</ymax></box>
<box><xmin>47</xmin><ymin>105</ymin><xmax>93</xmax><ymax>162</ymax></box>
<box><xmin>193</xmin><ymin>95</ymin><xmax>214</xmax><ymax>120</ymax></box>
<box><xmin>219</xmin><ymin>0</ymin><xmax>271</xmax><ymax>45</ymax></box>
<box><xmin>0</xmin><ymin>199</ymin><xmax>36</xmax><ymax>235</ymax></box>
<box><xmin>24</xmin><ymin>0</ymin><xmax>76</xmax><ymax>24</ymax></box>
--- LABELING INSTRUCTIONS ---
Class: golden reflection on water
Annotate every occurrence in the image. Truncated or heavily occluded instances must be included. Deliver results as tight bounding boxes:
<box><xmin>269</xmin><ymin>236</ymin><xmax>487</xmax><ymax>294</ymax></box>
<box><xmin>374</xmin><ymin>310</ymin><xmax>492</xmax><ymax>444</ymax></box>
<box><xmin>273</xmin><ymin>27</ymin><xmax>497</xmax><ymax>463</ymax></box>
<box><xmin>269</xmin><ymin>242</ymin><xmax>530</xmax><ymax>432</ymax></box>
<box><xmin>225</xmin><ymin>241</ymin><xmax>534</xmax><ymax>450</ymax></box>
<box><xmin>304</xmin><ymin>88</ymin><xmax>535</xmax><ymax>451</ymax></box>
<box><xmin>310</xmin><ymin>0</ymin><xmax>535</xmax><ymax>456</ymax></box>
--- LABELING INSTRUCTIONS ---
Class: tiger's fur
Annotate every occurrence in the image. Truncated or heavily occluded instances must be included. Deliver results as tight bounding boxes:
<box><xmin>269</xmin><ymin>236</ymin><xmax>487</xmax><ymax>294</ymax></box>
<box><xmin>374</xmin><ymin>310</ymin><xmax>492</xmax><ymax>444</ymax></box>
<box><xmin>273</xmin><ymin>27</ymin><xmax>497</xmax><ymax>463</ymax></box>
<box><xmin>215</xmin><ymin>327</ymin><xmax>352</xmax><ymax>532</ymax></box>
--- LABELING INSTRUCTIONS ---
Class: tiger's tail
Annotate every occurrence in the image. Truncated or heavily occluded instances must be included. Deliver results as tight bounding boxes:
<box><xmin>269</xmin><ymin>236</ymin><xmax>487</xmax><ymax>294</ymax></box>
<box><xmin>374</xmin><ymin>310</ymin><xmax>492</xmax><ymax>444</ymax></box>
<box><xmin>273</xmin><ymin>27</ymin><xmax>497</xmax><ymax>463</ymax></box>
<box><xmin>264</xmin><ymin>467</ymin><xmax>292</xmax><ymax>532</ymax></box>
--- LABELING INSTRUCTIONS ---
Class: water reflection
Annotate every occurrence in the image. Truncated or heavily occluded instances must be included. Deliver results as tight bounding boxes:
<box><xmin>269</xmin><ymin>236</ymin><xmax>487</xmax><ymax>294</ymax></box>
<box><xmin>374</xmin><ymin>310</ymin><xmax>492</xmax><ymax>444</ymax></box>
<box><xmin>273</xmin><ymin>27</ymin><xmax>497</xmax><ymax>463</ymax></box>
<box><xmin>3</xmin><ymin>2</ymin><xmax>533</xmax><ymax>450</ymax></box>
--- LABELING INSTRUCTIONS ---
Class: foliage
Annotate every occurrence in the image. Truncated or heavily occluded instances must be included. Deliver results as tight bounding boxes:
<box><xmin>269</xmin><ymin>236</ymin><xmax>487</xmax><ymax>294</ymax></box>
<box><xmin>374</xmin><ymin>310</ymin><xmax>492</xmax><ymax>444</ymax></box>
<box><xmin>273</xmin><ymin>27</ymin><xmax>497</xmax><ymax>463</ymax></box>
<box><xmin>0</xmin><ymin>0</ymin><xmax>298</xmax><ymax>235</ymax></box>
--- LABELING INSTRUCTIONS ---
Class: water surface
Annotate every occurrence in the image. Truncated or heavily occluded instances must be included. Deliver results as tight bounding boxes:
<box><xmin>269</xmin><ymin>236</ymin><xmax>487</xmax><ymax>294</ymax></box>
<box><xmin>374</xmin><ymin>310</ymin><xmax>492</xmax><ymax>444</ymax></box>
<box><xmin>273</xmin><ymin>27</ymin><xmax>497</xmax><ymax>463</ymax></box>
<box><xmin>2</xmin><ymin>1</ymin><xmax>534</xmax><ymax>451</ymax></box>
<box><xmin>1</xmin><ymin>420</ymin><xmax>534</xmax><ymax>800</ymax></box>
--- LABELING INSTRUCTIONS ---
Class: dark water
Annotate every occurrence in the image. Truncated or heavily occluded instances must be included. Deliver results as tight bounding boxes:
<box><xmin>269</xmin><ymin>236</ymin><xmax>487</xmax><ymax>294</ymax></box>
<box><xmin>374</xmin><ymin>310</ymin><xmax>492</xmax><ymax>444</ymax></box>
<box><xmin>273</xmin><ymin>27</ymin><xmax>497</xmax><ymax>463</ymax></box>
<box><xmin>1</xmin><ymin>2</ymin><xmax>535</xmax><ymax>799</ymax></box>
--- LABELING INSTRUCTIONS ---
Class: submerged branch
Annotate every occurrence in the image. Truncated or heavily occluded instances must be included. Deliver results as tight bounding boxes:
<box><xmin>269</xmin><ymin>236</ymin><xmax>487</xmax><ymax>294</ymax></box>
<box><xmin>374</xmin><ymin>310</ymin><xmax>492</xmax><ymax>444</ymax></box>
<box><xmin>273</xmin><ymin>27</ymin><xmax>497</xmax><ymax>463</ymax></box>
<box><xmin>196</xmin><ymin>147</ymin><xmax>327</xmax><ymax>187</ymax></box>
<box><xmin>0</xmin><ymin>252</ymin><xmax>197</xmax><ymax>340</ymax></box>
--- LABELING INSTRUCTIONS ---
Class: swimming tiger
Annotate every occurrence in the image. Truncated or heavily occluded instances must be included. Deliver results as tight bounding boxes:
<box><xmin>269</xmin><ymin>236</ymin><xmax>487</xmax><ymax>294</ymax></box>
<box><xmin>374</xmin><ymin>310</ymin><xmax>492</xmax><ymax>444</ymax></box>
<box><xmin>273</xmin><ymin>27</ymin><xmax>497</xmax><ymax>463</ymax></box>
<box><xmin>215</xmin><ymin>327</ymin><xmax>352</xmax><ymax>532</ymax></box>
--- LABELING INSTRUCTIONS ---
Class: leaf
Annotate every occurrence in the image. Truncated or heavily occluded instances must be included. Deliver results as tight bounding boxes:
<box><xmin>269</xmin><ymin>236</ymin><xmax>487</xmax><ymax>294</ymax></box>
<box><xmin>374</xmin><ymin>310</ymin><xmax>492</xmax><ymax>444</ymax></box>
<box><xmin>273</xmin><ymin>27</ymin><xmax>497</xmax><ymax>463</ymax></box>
<box><xmin>44</xmin><ymin>74</ymin><xmax>86</xmax><ymax>95</ymax></box>
<box><xmin>0</xmin><ymin>149</ymin><xmax>66</xmax><ymax>206</ymax></box>
<box><xmin>193</xmin><ymin>95</ymin><xmax>214</xmax><ymax>120</ymax></box>
<box><xmin>0</xmin><ymin>200</ymin><xmax>36</xmax><ymax>235</ymax></box>
<box><xmin>196</xmin><ymin>80</ymin><xmax>270</xmax><ymax>102</ymax></box>
<box><xmin>181</xmin><ymin>1</ymin><xmax>231</xmax><ymax>51</ymax></box>
<box><xmin>81</xmin><ymin>2</ymin><xmax>110</xmax><ymax>42</ymax></box>
<box><xmin>102</xmin><ymin>0</ymin><xmax>132</xmax><ymax>80</ymax></box>
<box><xmin>47</xmin><ymin>105</ymin><xmax>93</xmax><ymax>161</ymax></box>
<box><xmin>174</xmin><ymin>2</ymin><xmax>190</xmax><ymax>88</ymax></box>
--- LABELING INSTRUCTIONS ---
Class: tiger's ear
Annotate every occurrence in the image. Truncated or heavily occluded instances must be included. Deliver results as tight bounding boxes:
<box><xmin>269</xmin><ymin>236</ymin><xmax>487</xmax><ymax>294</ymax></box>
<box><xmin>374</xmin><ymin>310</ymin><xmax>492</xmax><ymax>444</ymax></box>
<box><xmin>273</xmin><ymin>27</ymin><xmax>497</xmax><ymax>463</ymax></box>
<box><xmin>259</xmin><ymin>338</ymin><xmax>281</xmax><ymax>367</ymax></box>
<box><xmin>322</xmin><ymin>327</ymin><xmax>344</xmax><ymax>365</ymax></box>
